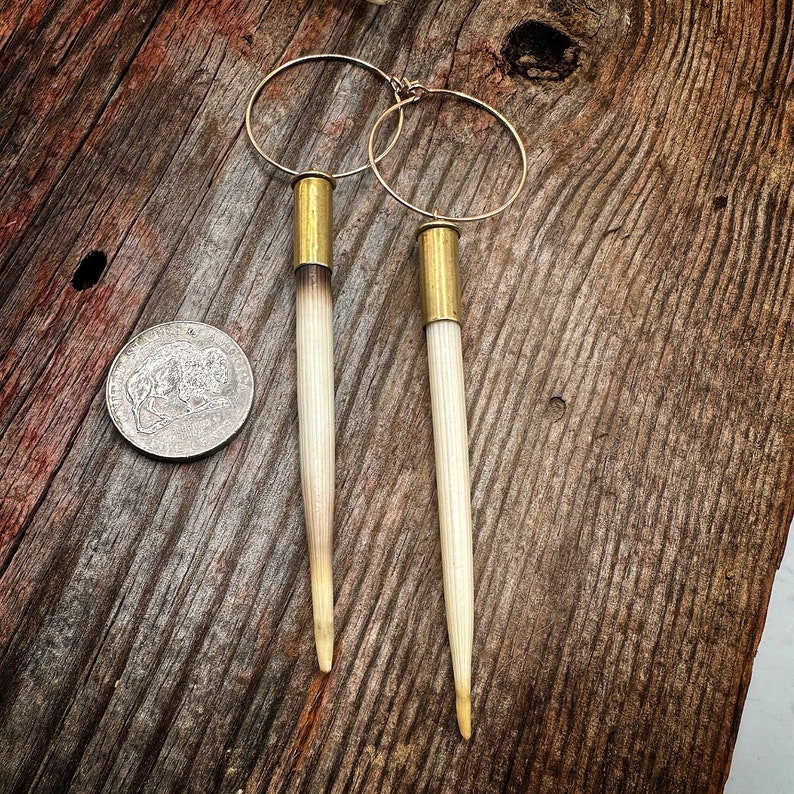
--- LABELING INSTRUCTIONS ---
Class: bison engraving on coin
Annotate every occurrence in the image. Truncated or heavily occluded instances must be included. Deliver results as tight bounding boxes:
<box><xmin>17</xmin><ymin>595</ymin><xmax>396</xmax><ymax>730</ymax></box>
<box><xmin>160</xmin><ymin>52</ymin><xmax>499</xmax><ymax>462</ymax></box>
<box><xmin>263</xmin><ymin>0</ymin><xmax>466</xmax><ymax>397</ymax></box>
<box><xmin>126</xmin><ymin>341</ymin><xmax>231</xmax><ymax>434</ymax></box>
<box><xmin>106</xmin><ymin>322</ymin><xmax>254</xmax><ymax>460</ymax></box>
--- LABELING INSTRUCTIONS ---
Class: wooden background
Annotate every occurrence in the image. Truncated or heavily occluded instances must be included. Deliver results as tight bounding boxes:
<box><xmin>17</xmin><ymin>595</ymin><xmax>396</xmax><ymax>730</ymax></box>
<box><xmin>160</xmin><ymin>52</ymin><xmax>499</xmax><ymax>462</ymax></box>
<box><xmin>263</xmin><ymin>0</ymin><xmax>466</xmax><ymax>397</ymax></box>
<box><xmin>1</xmin><ymin>0</ymin><xmax>793</xmax><ymax>791</ymax></box>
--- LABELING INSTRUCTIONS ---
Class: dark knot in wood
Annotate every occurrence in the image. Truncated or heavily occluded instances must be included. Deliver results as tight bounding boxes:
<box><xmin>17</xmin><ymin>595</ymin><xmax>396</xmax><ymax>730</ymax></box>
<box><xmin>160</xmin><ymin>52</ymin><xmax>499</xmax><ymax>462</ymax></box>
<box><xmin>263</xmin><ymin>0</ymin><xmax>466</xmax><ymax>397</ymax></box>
<box><xmin>502</xmin><ymin>20</ymin><xmax>581</xmax><ymax>81</ymax></box>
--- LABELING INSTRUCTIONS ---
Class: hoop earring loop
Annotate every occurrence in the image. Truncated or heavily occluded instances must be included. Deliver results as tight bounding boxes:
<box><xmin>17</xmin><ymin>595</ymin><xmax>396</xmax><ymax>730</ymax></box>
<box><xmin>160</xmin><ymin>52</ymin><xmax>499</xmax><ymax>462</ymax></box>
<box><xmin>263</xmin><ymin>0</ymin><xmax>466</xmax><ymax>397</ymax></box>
<box><xmin>246</xmin><ymin>53</ymin><xmax>404</xmax><ymax>180</ymax></box>
<box><xmin>367</xmin><ymin>86</ymin><xmax>527</xmax><ymax>222</ymax></box>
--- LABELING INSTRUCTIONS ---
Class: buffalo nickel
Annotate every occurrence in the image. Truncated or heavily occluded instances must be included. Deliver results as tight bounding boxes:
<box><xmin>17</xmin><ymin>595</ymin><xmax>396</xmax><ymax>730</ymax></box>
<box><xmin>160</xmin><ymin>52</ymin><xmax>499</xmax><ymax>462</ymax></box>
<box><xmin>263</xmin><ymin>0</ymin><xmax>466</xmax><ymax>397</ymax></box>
<box><xmin>106</xmin><ymin>321</ymin><xmax>254</xmax><ymax>460</ymax></box>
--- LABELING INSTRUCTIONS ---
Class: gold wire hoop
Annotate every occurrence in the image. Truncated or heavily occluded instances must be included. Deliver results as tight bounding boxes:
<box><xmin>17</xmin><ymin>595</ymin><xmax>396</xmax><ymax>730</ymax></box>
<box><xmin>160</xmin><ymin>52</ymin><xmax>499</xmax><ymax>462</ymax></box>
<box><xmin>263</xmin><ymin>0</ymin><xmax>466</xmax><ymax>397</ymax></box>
<box><xmin>367</xmin><ymin>85</ymin><xmax>528</xmax><ymax>223</ymax></box>
<box><xmin>246</xmin><ymin>53</ymin><xmax>404</xmax><ymax>180</ymax></box>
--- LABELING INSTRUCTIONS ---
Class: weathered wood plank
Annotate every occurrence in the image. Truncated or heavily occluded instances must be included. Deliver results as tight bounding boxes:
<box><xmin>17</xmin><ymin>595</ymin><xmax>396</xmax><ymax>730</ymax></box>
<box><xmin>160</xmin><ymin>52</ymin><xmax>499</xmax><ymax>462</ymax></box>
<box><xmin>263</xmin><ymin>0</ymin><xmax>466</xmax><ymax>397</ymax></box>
<box><xmin>1</xmin><ymin>0</ymin><xmax>793</xmax><ymax>792</ymax></box>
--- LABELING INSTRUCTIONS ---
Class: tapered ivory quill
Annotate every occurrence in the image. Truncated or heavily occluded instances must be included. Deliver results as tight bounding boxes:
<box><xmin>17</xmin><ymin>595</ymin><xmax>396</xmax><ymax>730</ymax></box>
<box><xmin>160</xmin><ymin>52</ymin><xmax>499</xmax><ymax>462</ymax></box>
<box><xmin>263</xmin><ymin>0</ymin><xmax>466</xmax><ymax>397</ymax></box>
<box><xmin>293</xmin><ymin>171</ymin><xmax>336</xmax><ymax>672</ymax></box>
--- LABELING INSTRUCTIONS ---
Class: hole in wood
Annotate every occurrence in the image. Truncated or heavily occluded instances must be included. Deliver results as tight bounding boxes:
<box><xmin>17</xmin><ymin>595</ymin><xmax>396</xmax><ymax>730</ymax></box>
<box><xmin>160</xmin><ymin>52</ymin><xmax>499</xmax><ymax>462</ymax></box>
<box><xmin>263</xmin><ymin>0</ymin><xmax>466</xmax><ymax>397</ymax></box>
<box><xmin>548</xmin><ymin>396</ymin><xmax>567</xmax><ymax>421</ymax></box>
<box><xmin>503</xmin><ymin>20</ymin><xmax>581</xmax><ymax>81</ymax></box>
<box><xmin>71</xmin><ymin>250</ymin><xmax>107</xmax><ymax>290</ymax></box>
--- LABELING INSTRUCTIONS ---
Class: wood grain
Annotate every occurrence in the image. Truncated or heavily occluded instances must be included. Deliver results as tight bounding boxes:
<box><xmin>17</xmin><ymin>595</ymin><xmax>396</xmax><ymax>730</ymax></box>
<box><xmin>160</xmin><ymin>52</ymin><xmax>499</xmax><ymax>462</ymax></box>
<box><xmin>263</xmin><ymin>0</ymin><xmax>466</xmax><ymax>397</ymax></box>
<box><xmin>1</xmin><ymin>0</ymin><xmax>793</xmax><ymax>792</ymax></box>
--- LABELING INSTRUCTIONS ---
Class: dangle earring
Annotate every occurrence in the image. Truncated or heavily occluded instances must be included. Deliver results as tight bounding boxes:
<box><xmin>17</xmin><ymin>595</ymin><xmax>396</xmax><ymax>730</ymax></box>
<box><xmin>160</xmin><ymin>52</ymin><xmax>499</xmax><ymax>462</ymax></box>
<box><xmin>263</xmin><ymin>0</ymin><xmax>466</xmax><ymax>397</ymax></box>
<box><xmin>246</xmin><ymin>54</ymin><xmax>402</xmax><ymax>673</ymax></box>
<box><xmin>368</xmin><ymin>84</ymin><xmax>527</xmax><ymax>737</ymax></box>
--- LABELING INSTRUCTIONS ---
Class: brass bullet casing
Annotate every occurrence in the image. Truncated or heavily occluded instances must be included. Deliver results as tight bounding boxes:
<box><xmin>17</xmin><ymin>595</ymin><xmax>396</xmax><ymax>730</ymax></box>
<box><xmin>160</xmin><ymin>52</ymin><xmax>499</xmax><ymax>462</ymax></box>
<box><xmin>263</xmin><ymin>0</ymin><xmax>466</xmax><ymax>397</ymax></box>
<box><xmin>292</xmin><ymin>171</ymin><xmax>336</xmax><ymax>270</ymax></box>
<box><xmin>416</xmin><ymin>220</ymin><xmax>462</xmax><ymax>325</ymax></box>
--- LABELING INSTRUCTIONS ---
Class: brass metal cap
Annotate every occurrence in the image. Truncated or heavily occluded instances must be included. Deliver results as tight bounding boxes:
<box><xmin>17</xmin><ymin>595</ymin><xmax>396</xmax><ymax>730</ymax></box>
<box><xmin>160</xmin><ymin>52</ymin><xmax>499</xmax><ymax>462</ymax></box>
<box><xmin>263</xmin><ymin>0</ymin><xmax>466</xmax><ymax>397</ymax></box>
<box><xmin>292</xmin><ymin>172</ymin><xmax>335</xmax><ymax>270</ymax></box>
<box><xmin>417</xmin><ymin>222</ymin><xmax>462</xmax><ymax>325</ymax></box>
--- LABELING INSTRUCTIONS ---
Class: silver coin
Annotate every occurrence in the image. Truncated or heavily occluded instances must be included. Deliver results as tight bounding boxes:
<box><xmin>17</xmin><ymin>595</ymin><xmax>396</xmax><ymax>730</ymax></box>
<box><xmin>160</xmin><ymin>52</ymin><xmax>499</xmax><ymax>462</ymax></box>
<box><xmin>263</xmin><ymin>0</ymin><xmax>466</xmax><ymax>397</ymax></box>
<box><xmin>106</xmin><ymin>321</ymin><xmax>254</xmax><ymax>461</ymax></box>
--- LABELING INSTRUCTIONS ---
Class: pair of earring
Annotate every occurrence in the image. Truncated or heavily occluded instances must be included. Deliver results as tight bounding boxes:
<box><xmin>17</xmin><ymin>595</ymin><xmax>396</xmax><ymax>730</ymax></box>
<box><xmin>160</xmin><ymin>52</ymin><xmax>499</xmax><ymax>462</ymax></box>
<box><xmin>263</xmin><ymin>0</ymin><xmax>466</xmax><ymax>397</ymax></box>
<box><xmin>246</xmin><ymin>53</ymin><xmax>527</xmax><ymax>739</ymax></box>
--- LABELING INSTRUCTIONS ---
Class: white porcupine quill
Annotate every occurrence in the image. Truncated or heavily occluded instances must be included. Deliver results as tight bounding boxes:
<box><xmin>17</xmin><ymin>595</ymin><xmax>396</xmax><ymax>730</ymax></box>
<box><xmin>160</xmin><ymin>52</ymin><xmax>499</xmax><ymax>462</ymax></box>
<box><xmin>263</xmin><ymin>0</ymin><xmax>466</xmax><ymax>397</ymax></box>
<box><xmin>426</xmin><ymin>319</ymin><xmax>474</xmax><ymax>739</ymax></box>
<box><xmin>296</xmin><ymin>264</ymin><xmax>335</xmax><ymax>672</ymax></box>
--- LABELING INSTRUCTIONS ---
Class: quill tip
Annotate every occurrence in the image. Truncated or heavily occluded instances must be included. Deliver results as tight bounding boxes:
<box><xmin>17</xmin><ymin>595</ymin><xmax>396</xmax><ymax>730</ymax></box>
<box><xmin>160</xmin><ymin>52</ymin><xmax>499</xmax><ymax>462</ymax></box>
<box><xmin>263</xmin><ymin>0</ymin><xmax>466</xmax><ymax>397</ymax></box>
<box><xmin>456</xmin><ymin>691</ymin><xmax>472</xmax><ymax>739</ymax></box>
<box><xmin>315</xmin><ymin>622</ymin><xmax>334</xmax><ymax>673</ymax></box>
